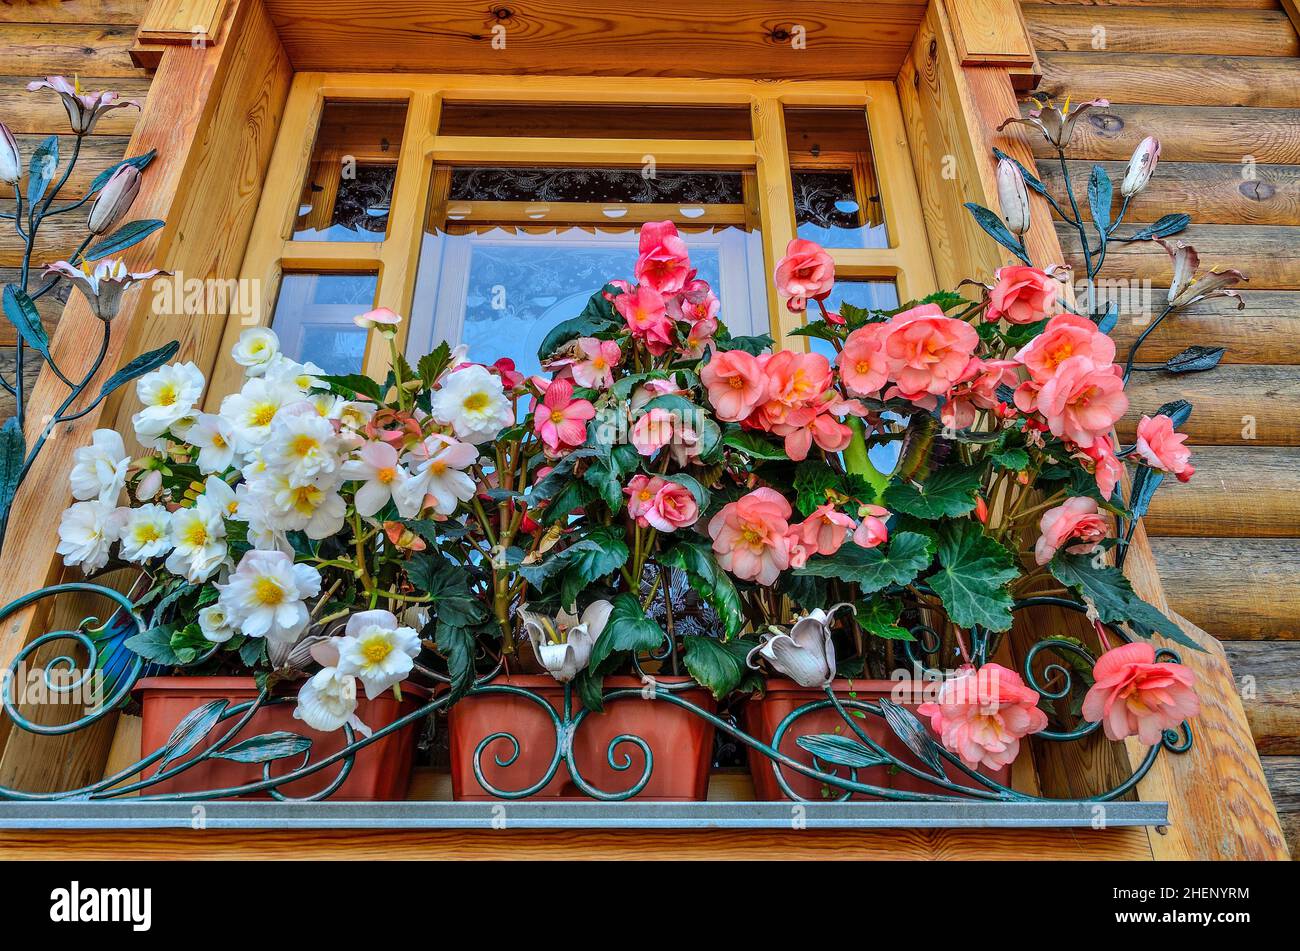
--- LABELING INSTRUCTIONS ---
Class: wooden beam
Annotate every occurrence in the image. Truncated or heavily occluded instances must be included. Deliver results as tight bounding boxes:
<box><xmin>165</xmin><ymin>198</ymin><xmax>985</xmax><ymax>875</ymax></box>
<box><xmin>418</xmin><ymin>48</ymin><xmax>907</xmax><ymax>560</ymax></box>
<box><xmin>137</xmin><ymin>0</ymin><xmax>229</xmax><ymax>45</ymax></box>
<box><xmin>943</xmin><ymin>0</ymin><xmax>1036</xmax><ymax>68</ymax></box>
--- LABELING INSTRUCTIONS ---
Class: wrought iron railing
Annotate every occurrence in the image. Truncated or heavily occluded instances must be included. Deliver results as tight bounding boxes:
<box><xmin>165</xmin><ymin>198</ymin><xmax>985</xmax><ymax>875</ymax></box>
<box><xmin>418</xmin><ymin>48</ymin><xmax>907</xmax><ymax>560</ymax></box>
<box><xmin>0</xmin><ymin>583</ymin><xmax>1191</xmax><ymax>807</ymax></box>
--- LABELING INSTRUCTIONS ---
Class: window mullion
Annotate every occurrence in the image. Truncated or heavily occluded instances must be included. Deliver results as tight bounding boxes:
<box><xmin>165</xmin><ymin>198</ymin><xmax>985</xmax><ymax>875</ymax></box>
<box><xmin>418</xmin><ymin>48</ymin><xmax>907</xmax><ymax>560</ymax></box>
<box><xmin>750</xmin><ymin>96</ymin><xmax>798</xmax><ymax>350</ymax></box>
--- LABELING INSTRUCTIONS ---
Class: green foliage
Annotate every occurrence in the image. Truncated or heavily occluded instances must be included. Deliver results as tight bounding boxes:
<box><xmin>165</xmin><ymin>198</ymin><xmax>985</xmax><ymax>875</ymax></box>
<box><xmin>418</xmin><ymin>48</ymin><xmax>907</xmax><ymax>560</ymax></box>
<box><xmin>660</xmin><ymin>540</ymin><xmax>745</xmax><ymax>638</ymax></box>
<box><xmin>587</xmin><ymin>593</ymin><xmax>664</xmax><ymax>676</ymax></box>
<box><xmin>928</xmin><ymin>521</ymin><xmax>1019</xmax><ymax>633</ymax></box>
<box><xmin>1050</xmin><ymin>553</ymin><xmax>1201</xmax><ymax>651</ymax></box>
<box><xmin>795</xmin><ymin>531</ymin><xmax>934</xmax><ymax>594</ymax></box>
<box><xmin>682</xmin><ymin>635</ymin><xmax>756</xmax><ymax>699</ymax></box>
<box><xmin>883</xmin><ymin>463</ymin><xmax>983</xmax><ymax>519</ymax></box>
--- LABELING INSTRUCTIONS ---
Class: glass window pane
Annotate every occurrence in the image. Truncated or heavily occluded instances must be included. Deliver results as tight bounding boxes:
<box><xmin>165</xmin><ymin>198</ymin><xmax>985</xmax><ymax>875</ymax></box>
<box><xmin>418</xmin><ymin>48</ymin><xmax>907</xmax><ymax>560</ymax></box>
<box><xmin>785</xmin><ymin>107</ymin><xmax>887</xmax><ymax>250</ymax></box>
<box><xmin>270</xmin><ymin>272</ymin><xmax>378</xmax><ymax>374</ymax></box>
<box><xmin>438</xmin><ymin>102</ymin><xmax>752</xmax><ymax>140</ymax></box>
<box><xmin>293</xmin><ymin>100</ymin><xmax>407</xmax><ymax>242</ymax></box>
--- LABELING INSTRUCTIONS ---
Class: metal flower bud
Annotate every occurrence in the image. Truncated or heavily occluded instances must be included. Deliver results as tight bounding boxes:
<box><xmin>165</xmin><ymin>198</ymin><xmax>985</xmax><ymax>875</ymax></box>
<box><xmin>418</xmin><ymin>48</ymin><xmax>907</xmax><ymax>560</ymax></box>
<box><xmin>747</xmin><ymin>605</ymin><xmax>853</xmax><ymax>688</ymax></box>
<box><xmin>1120</xmin><ymin>136</ymin><xmax>1160</xmax><ymax>197</ymax></box>
<box><xmin>996</xmin><ymin>157</ymin><xmax>1030</xmax><ymax>236</ymax></box>
<box><xmin>522</xmin><ymin>600</ymin><xmax>613</xmax><ymax>683</ymax></box>
<box><xmin>87</xmin><ymin>164</ymin><xmax>141</xmax><ymax>235</ymax></box>
<box><xmin>0</xmin><ymin>122</ymin><xmax>19</xmax><ymax>185</ymax></box>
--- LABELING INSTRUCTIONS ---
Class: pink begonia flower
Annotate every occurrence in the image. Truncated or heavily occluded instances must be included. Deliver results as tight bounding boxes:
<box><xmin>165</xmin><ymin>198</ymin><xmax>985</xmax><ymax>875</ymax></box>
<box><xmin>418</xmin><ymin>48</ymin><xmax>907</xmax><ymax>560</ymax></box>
<box><xmin>1077</xmin><ymin>434</ymin><xmax>1123</xmax><ymax>500</ymax></box>
<box><xmin>707</xmin><ymin>487</ymin><xmax>792</xmax><ymax>586</ymax></box>
<box><xmin>681</xmin><ymin>316</ymin><xmax>718</xmax><ymax>357</ymax></box>
<box><xmin>1134</xmin><ymin>414</ymin><xmax>1195</xmax><ymax>482</ymax></box>
<box><xmin>614</xmin><ymin>283</ymin><xmax>675</xmax><ymax>355</ymax></box>
<box><xmin>838</xmin><ymin>323</ymin><xmax>888</xmax><ymax>398</ymax></box>
<box><xmin>570</xmin><ymin>337</ymin><xmax>621</xmax><ymax>390</ymax></box>
<box><xmin>624</xmin><ymin>474</ymin><xmax>665</xmax><ymax>525</ymax></box>
<box><xmin>773</xmin><ymin>406</ymin><xmax>852</xmax><ymax>462</ymax></box>
<box><xmin>645</xmin><ymin>480</ymin><xmax>700</xmax><ymax>532</ymax></box>
<box><xmin>986</xmin><ymin>266</ymin><xmax>1058</xmax><ymax>325</ymax></box>
<box><xmin>532</xmin><ymin>379</ymin><xmax>595</xmax><ymax>453</ymax></box>
<box><xmin>492</xmin><ymin>357</ymin><xmax>525</xmax><ymax>391</ymax></box>
<box><xmin>774</xmin><ymin>238</ymin><xmax>835</xmax><ymax>313</ymax></box>
<box><xmin>917</xmin><ymin>664</ymin><xmax>1048</xmax><ymax>771</ymax></box>
<box><xmin>1081</xmin><ymin>642</ymin><xmax>1199</xmax><ymax>745</ymax></box>
<box><xmin>629</xmin><ymin>377</ymin><xmax>686</xmax><ymax>414</ymax></box>
<box><xmin>28</xmin><ymin>76</ymin><xmax>140</xmax><ymax>134</ymax></box>
<box><xmin>853</xmin><ymin>504</ymin><xmax>890</xmax><ymax>549</ymax></box>
<box><xmin>940</xmin><ymin>358</ymin><xmax>1019</xmax><ymax>431</ymax></box>
<box><xmin>752</xmin><ymin>350</ymin><xmax>834</xmax><ymax>428</ymax></box>
<box><xmin>879</xmin><ymin>304</ymin><xmax>981</xmax><ymax>400</ymax></box>
<box><xmin>353</xmin><ymin>307</ymin><xmax>402</xmax><ymax>330</ymax></box>
<box><xmin>601</xmin><ymin>279</ymin><xmax>633</xmax><ymax>303</ymax></box>
<box><xmin>1020</xmin><ymin>355</ymin><xmax>1127</xmax><ymax>449</ymax></box>
<box><xmin>1015</xmin><ymin>312</ymin><xmax>1116</xmax><ymax>384</ymax></box>
<box><xmin>1034</xmin><ymin>496</ymin><xmax>1109</xmax><ymax>565</ymax></box>
<box><xmin>701</xmin><ymin>349</ymin><xmax>767</xmax><ymax>422</ymax></box>
<box><xmin>634</xmin><ymin>221</ymin><xmax>693</xmax><ymax>295</ymax></box>
<box><xmin>794</xmin><ymin>503</ymin><xmax>855</xmax><ymax>557</ymax></box>
<box><xmin>631</xmin><ymin>408</ymin><xmax>701</xmax><ymax>466</ymax></box>
<box><xmin>784</xmin><ymin>528</ymin><xmax>811</xmax><ymax>570</ymax></box>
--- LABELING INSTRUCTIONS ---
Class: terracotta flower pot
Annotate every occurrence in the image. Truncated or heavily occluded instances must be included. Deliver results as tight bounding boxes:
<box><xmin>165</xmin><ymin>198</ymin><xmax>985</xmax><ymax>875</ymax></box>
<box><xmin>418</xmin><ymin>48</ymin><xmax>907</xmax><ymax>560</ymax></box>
<box><xmin>448</xmin><ymin>674</ymin><xmax>716</xmax><ymax>800</ymax></box>
<box><xmin>135</xmin><ymin>676</ymin><xmax>429</xmax><ymax>800</ymax></box>
<box><xmin>743</xmin><ymin>678</ymin><xmax>1008</xmax><ymax>800</ymax></box>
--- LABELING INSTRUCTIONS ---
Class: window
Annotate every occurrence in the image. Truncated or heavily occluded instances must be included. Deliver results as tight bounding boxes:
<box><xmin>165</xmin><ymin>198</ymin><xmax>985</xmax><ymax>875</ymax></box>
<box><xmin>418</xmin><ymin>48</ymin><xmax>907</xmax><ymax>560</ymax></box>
<box><xmin>215</xmin><ymin>76</ymin><xmax>936</xmax><ymax>398</ymax></box>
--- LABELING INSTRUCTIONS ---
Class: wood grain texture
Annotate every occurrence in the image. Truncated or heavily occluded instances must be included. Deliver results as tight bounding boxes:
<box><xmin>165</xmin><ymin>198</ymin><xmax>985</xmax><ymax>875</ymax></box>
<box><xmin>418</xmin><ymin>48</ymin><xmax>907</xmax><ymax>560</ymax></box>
<box><xmin>0</xmin><ymin>24</ymin><xmax>142</xmax><ymax>77</ymax></box>
<box><xmin>1023</xmin><ymin>5</ymin><xmax>1299</xmax><ymax>56</ymax></box>
<box><xmin>944</xmin><ymin>0</ymin><xmax>1036</xmax><ymax>66</ymax></box>
<box><xmin>0</xmin><ymin>0</ymin><xmax>148</xmax><ymax>22</ymax></box>
<box><xmin>0</xmin><ymin>825</ymin><xmax>1156</xmax><ymax>860</ymax></box>
<box><xmin>1223</xmin><ymin>641</ymin><xmax>1300</xmax><ymax>750</ymax></box>
<box><xmin>1039</xmin><ymin>53</ymin><xmax>1300</xmax><ymax>108</ymax></box>
<box><xmin>1260</xmin><ymin>756</ymin><xmax>1300</xmax><ymax>860</ymax></box>
<box><xmin>1041</xmin><ymin>160</ymin><xmax>1300</xmax><ymax>227</ymax></box>
<box><xmin>0</xmin><ymin>76</ymin><xmax>149</xmax><ymax>136</ymax></box>
<box><xmin>1152</xmin><ymin>538</ymin><xmax>1300</xmax><ymax>642</ymax></box>
<box><xmin>1108</xmin><ymin>290</ymin><xmax>1300</xmax><ymax>365</ymax></box>
<box><xmin>1120</xmin><ymin>365</ymin><xmax>1300</xmax><ymax>446</ymax></box>
<box><xmin>265</xmin><ymin>0</ymin><xmax>927</xmax><ymax>79</ymax></box>
<box><xmin>1142</xmin><ymin>447</ymin><xmax>1300</xmax><ymax>537</ymax></box>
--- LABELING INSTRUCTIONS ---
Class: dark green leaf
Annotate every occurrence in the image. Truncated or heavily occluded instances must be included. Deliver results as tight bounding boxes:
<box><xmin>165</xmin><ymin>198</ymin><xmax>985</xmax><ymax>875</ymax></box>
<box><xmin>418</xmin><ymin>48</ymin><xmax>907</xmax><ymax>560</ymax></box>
<box><xmin>563</xmin><ymin>527</ymin><xmax>630</xmax><ymax>586</ymax></box>
<box><xmin>795</xmin><ymin>733</ymin><xmax>885</xmax><ymax>769</ymax></box>
<box><xmin>320</xmin><ymin>372</ymin><xmax>385</xmax><ymax>401</ymax></box>
<box><xmin>96</xmin><ymin>340</ymin><xmax>179</xmax><ymax>402</ymax></box>
<box><xmin>3</xmin><ymin>284</ymin><xmax>50</xmax><ymax>359</ymax></box>
<box><xmin>964</xmin><ymin>202</ymin><xmax>1031</xmax><ymax>265</ymax></box>
<box><xmin>0</xmin><ymin>417</ymin><xmax>25</xmax><ymax>528</ymax></box>
<box><xmin>857</xmin><ymin>597</ymin><xmax>914</xmax><ymax>641</ymax></box>
<box><xmin>883</xmin><ymin>463</ymin><xmax>983</xmax><ymax>519</ymax></box>
<box><xmin>587</xmin><ymin>593</ymin><xmax>664</xmax><ymax>675</ymax></box>
<box><xmin>408</xmin><ymin>557</ymin><xmax>487</xmax><ymax>627</ymax></box>
<box><xmin>1050</xmin><ymin>552</ymin><xmax>1201</xmax><ymax>650</ymax></box>
<box><xmin>713</xmin><ymin>332</ymin><xmax>773</xmax><ymax>356</ymax></box>
<box><xmin>124</xmin><ymin>626</ymin><xmax>181</xmax><ymax>664</ymax></box>
<box><xmin>722</xmin><ymin>429</ymin><xmax>788</xmax><ymax>460</ymax></box>
<box><xmin>238</xmin><ymin>637</ymin><xmax>267</xmax><ymax>667</ymax></box>
<box><xmin>416</xmin><ymin>341</ymin><xmax>453</xmax><ymax>387</ymax></box>
<box><xmin>537</xmin><ymin>288</ymin><xmax>619</xmax><ymax>361</ymax></box>
<box><xmin>1117</xmin><ymin>213</ymin><xmax>1190</xmax><ymax>243</ymax></box>
<box><xmin>83</xmin><ymin>219</ymin><xmax>165</xmax><ymax>262</ymax></box>
<box><xmin>211</xmin><ymin>731</ymin><xmax>312</xmax><ymax>764</ymax></box>
<box><xmin>795</xmin><ymin>531</ymin><xmax>934</xmax><ymax>595</ymax></box>
<box><xmin>574</xmin><ymin>667</ymin><xmax>605</xmax><ymax>713</ymax></box>
<box><xmin>436</xmin><ymin>623</ymin><xmax>476</xmax><ymax>703</ymax></box>
<box><xmin>87</xmin><ymin>150</ymin><xmax>156</xmax><ymax>196</ymax></box>
<box><xmin>660</xmin><ymin>541</ymin><xmax>745</xmax><ymax>638</ymax></box>
<box><xmin>26</xmin><ymin>135</ymin><xmax>58</xmax><ymax>206</ymax></box>
<box><xmin>682</xmin><ymin>635</ymin><xmax>754</xmax><ymax>699</ymax></box>
<box><xmin>928</xmin><ymin>521</ymin><xmax>1019</xmax><ymax>632</ymax></box>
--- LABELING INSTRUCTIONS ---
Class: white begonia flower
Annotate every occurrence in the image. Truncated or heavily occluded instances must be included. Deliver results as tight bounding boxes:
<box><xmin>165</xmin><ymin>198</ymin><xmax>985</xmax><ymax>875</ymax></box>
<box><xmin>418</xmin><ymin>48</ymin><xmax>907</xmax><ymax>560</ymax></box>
<box><xmin>165</xmin><ymin>492</ymin><xmax>228</xmax><ymax>583</ymax></box>
<box><xmin>746</xmin><ymin>605</ymin><xmax>851</xmax><ymax>689</ymax></box>
<box><xmin>131</xmin><ymin>361</ymin><xmax>205</xmax><ymax>445</ymax></box>
<box><xmin>294</xmin><ymin>667</ymin><xmax>371</xmax><ymax>736</ymax></box>
<box><xmin>265</xmin><ymin>355</ymin><xmax>327</xmax><ymax>394</ymax></box>
<box><xmin>395</xmin><ymin>434</ymin><xmax>478</xmax><ymax>518</ymax></box>
<box><xmin>337</xmin><ymin>400</ymin><xmax>377</xmax><ymax>432</ymax></box>
<box><xmin>68</xmin><ymin>429</ymin><xmax>130</xmax><ymax>502</ymax></box>
<box><xmin>429</xmin><ymin>363</ymin><xmax>512</xmax><ymax>444</ymax></box>
<box><xmin>261</xmin><ymin>409</ymin><xmax>341</xmax><ymax>482</ymax></box>
<box><xmin>232</xmin><ymin>327</ymin><xmax>280</xmax><ymax>376</ymax></box>
<box><xmin>521</xmin><ymin>600</ymin><xmax>614</xmax><ymax>684</ymax></box>
<box><xmin>198</xmin><ymin>603</ymin><xmax>236</xmax><ymax>643</ymax></box>
<box><xmin>306</xmin><ymin>391</ymin><xmax>344</xmax><ymax>420</ymax></box>
<box><xmin>117</xmin><ymin>503</ymin><xmax>172</xmax><ymax>562</ymax></box>
<box><xmin>56</xmin><ymin>498</ymin><xmax>123</xmax><ymax>572</ymax></box>
<box><xmin>335</xmin><ymin>609</ymin><xmax>421</xmax><ymax>700</ymax></box>
<box><xmin>249</xmin><ymin>470</ymin><xmax>346</xmax><ymax>539</ymax></box>
<box><xmin>339</xmin><ymin>441</ymin><xmax>408</xmax><ymax>518</ymax></box>
<box><xmin>199</xmin><ymin>474</ymin><xmax>241</xmax><ymax>522</ymax></box>
<box><xmin>186</xmin><ymin>412</ymin><xmax>239</xmax><ymax>474</ymax></box>
<box><xmin>219</xmin><ymin>376</ymin><xmax>303</xmax><ymax>450</ymax></box>
<box><xmin>217</xmin><ymin>548</ymin><xmax>321</xmax><ymax>643</ymax></box>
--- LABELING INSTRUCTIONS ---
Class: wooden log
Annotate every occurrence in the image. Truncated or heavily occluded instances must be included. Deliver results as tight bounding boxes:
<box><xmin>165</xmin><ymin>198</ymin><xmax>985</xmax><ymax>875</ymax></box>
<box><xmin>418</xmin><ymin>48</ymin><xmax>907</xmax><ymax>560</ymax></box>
<box><xmin>1028</xmin><ymin>105</ymin><xmax>1300</xmax><ymax>165</ymax></box>
<box><xmin>0</xmin><ymin>135</ymin><xmax>136</xmax><ymax>203</ymax></box>
<box><xmin>1260</xmin><ymin>756</ymin><xmax>1300</xmax><ymax>861</ymax></box>
<box><xmin>1108</xmin><ymin>290</ymin><xmax>1300</xmax><ymax>365</ymax></box>
<box><xmin>0</xmin><ymin>348</ymin><xmax>44</xmax><ymax>421</ymax></box>
<box><xmin>1057</xmin><ymin>222</ymin><xmax>1300</xmax><ymax>289</ymax></box>
<box><xmin>1039</xmin><ymin>160</ymin><xmax>1300</xmax><ymax>227</ymax></box>
<box><xmin>1022</xmin><ymin>5</ymin><xmax>1299</xmax><ymax>57</ymax></box>
<box><xmin>0</xmin><ymin>24</ymin><xmax>143</xmax><ymax>77</ymax></box>
<box><xmin>1153</xmin><ymin>537</ymin><xmax>1300</xmax><ymax>641</ymax></box>
<box><xmin>1026</xmin><ymin>0</ymin><xmax>1278</xmax><ymax>7</ymax></box>
<box><xmin>1222</xmin><ymin>641</ymin><xmax>1300</xmax><ymax>750</ymax></box>
<box><xmin>0</xmin><ymin>75</ymin><xmax>149</xmax><ymax>137</ymax></box>
<box><xmin>1038</xmin><ymin>53</ymin><xmax>1300</xmax><ymax>109</ymax></box>
<box><xmin>1143</xmin><ymin>446</ymin><xmax>1300</xmax><ymax>537</ymax></box>
<box><xmin>0</xmin><ymin>0</ymin><xmax>148</xmax><ymax>22</ymax></box>
<box><xmin>1120</xmin><ymin>365</ymin><xmax>1300</xmax><ymax>446</ymax></box>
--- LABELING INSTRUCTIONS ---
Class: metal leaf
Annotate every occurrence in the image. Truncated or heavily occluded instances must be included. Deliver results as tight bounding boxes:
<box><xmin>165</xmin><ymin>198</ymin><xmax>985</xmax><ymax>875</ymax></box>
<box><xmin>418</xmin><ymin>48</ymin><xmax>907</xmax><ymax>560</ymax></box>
<box><xmin>95</xmin><ymin>340</ymin><xmax>179</xmax><ymax>402</ymax></box>
<box><xmin>795</xmin><ymin>733</ymin><xmax>885</xmax><ymax>769</ymax></box>
<box><xmin>211</xmin><ymin>731</ymin><xmax>312</xmax><ymax>764</ymax></box>
<box><xmin>878</xmin><ymin>698</ymin><xmax>948</xmax><ymax>780</ymax></box>
<box><xmin>1164</xmin><ymin>345</ymin><xmax>1225</xmax><ymax>374</ymax></box>
<box><xmin>83</xmin><ymin>218</ymin><xmax>165</xmax><ymax>262</ymax></box>
<box><xmin>3</xmin><ymin>284</ymin><xmax>50</xmax><ymax>360</ymax></box>
<box><xmin>0</xmin><ymin>417</ymin><xmax>25</xmax><ymax>532</ymax></box>
<box><xmin>156</xmin><ymin>699</ymin><xmax>227</xmax><ymax>771</ymax></box>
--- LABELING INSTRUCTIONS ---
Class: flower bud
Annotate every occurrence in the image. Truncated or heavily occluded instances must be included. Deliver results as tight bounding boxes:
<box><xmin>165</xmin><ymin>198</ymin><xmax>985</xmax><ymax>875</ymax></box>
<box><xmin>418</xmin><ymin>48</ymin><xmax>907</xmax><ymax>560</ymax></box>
<box><xmin>88</xmin><ymin>164</ymin><xmax>141</xmax><ymax>234</ymax></box>
<box><xmin>1120</xmin><ymin>136</ymin><xmax>1160</xmax><ymax>197</ymax></box>
<box><xmin>135</xmin><ymin>468</ymin><xmax>162</xmax><ymax>502</ymax></box>
<box><xmin>996</xmin><ymin>157</ymin><xmax>1030</xmax><ymax>236</ymax></box>
<box><xmin>0</xmin><ymin>122</ymin><xmax>19</xmax><ymax>185</ymax></box>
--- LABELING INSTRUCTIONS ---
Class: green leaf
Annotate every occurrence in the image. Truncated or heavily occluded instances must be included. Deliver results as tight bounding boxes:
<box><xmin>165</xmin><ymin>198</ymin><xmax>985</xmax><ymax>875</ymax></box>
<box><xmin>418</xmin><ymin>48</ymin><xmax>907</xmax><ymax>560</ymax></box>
<box><xmin>0</xmin><ymin>417</ymin><xmax>25</xmax><ymax>529</ymax></box>
<box><xmin>793</xmin><ymin>463</ymin><xmax>840</xmax><ymax>517</ymax></box>
<box><xmin>795</xmin><ymin>733</ymin><xmax>885</xmax><ymax>769</ymax></box>
<box><xmin>713</xmin><ymin>332</ymin><xmax>773</xmax><ymax>356</ymax></box>
<box><xmin>1088</xmin><ymin>164</ymin><xmax>1113</xmax><ymax>236</ymax></box>
<box><xmin>96</xmin><ymin>340</ymin><xmax>180</xmax><ymax>402</ymax></box>
<box><xmin>857</xmin><ymin>597</ymin><xmax>914</xmax><ymax>641</ymax></box>
<box><xmin>1050</xmin><ymin>552</ymin><xmax>1201</xmax><ymax>651</ymax></box>
<box><xmin>537</xmin><ymin>287</ymin><xmax>619</xmax><ymax>361</ymax></box>
<box><xmin>124</xmin><ymin>625</ymin><xmax>182</xmax><ymax>664</ymax></box>
<box><xmin>988</xmin><ymin>444</ymin><xmax>1029</xmax><ymax>471</ymax></box>
<box><xmin>587</xmin><ymin>593</ymin><xmax>664</xmax><ymax>675</ymax></box>
<box><xmin>661</xmin><ymin>472</ymin><xmax>710</xmax><ymax>513</ymax></box>
<box><xmin>964</xmin><ymin>202</ymin><xmax>1031</xmax><ymax>266</ymax></box>
<box><xmin>83</xmin><ymin>219</ymin><xmax>165</xmax><ymax>262</ymax></box>
<box><xmin>682</xmin><ymin>635</ymin><xmax>754</xmax><ymax>699</ymax></box>
<box><xmin>157</xmin><ymin>699</ymin><xmax>227</xmax><ymax>771</ymax></box>
<box><xmin>211</xmin><ymin>731</ymin><xmax>312</xmax><ymax>764</ymax></box>
<box><xmin>884</xmin><ymin>463</ymin><xmax>982</xmax><ymax>519</ymax></box>
<box><xmin>928</xmin><ymin>521</ymin><xmax>1018</xmax><ymax>632</ymax></box>
<box><xmin>795</xmin><ymin>531</ymin><xmax>934</xmax><ymax>595</ymax></box>
<box><xmin>320</xmin><ymin>372</ymin><xmax>385</xmax><ymax>402</ymax></box>
<box><xmin>408</xmin><ymin>557</ymin><xmax>487</xmax><ymax>627</ymax></box>
<box><xmin>574</xmin><ymin>667</ymin><xmax>605</xmax><ymax>713</ymax></box>
<box><xmin>416</xmin><ymin>341</ymin><xmax>452</xmax><ymax>387</ymax></box>
<box><xmin>660</xmin><ymin>540</ymin><xmax>745</xmax><ymax>638</ymax></box>
<box><xmin>239</xmin><ymin>636</ymin><xmax>267</xmax><ymax>667</ymax></box>
<box><xmin>3</xmin><ymin>284</ymin><xmax>50</xmax><ymax>360</ymax></box>
<box><xmin>26</xmin><ymin>135</ymin><xmax>58</xmax><ymax>206</ymax></box>
<box><xmin>436</xmin><ymin>623</ymin><xmax>476</xmax><ymax>703</ymax></box>
<box><xmin>721</xmin><ymin>429</ymin><xmax>788</xmax><ymax>460</ymax></box>
<box><xmin>87</xmin><ymin>150</ymin><xmax>156</xmax><ymax>196</ymax></box>
<box><xmin>563</xmin><ymin>527</ymin><xmax>630</xmax><ymax>586</ymax></box>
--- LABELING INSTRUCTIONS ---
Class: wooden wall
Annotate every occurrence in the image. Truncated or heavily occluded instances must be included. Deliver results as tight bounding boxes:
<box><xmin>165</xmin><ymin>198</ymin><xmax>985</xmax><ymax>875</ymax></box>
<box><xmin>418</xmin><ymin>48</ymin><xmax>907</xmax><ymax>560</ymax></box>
<box><xmin>0</xmin><ymin>0</ymin><xmax>155</xmax><ymax>419</ymax></box>
<box><xmin>1021</xmin><ymin>0</ymin><xmax>1300</xmax><ymax>858</ymax></box>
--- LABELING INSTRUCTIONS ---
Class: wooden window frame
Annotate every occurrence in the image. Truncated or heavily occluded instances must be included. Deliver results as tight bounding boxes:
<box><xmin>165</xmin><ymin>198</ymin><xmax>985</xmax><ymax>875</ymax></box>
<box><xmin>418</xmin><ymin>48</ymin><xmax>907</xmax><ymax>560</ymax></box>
<box><xmin>212</xmin><ymin>73</ymin><xmax>936</xmax><ymax>402</ymax></box>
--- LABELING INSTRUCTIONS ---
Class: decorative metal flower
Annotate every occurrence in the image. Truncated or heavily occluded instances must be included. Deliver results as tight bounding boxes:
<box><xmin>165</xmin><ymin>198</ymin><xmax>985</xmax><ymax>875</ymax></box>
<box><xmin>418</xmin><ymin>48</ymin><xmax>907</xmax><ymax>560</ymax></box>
<box><xmin>44</xmin><ymin>259</ymin><xmax>166</xmax><ymax>321</ymax></box>
<box><xmin>998</xmin><ymin>94</ymin><xmax>1110</xmax><ymax>150</ymax></box>
<box><xmin>27</xmin><ymin>76</ymin><xmax>140</xmax><ymax>135</ymax></box>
